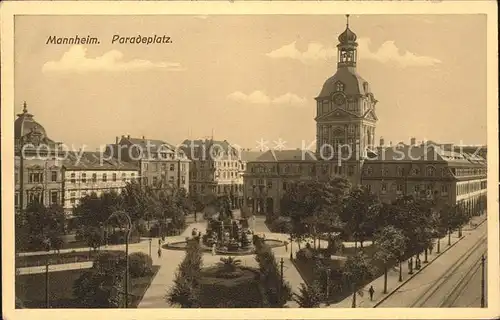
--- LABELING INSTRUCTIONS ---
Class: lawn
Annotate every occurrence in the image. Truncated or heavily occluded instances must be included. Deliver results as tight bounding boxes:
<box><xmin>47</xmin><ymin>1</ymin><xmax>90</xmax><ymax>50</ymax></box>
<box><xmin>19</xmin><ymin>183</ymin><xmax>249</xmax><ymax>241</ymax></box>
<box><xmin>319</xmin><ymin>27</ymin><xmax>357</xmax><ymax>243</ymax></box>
<box><xmin>15</xmin><ymin>265</ymin><xmax>160</xmax><ymax>308</ymax></box>
<box><xmin>292</xmin><ymin>243</ymin><xmax>391</xmax><ymax>303</ymax></box>
<box><xmin>16</xmin><ymin>250</ymin><xmax>123</xmax><ymax>268</ymax></box>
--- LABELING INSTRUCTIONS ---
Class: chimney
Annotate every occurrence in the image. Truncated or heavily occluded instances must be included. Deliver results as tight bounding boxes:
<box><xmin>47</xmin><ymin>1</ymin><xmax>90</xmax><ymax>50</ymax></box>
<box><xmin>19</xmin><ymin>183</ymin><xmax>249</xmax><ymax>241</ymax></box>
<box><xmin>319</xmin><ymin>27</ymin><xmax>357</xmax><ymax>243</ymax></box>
<box><xmin>142</xmin><ymin>136</ymin><xmax>145</xmax><ymax>140</ymax></box>
<box><xmin>380</xmin><ymin>136</ymin><xmax>385</xmax><ymax>147</ymax></box>
<box><xmin>115</xmin><ymin>136</ymin><xmax>119</xmax><ymax>144</ymax></box>
<box><xmin>411</xmin><ymin>137</ymin><xmax>416</xmax><ymax>145</ymax></box>
<box><xmin>127</xmin><ymin>135</ymin><xmax>130</xmax><ymax>139</ymax></box>
<box><xmin>389</xmin><ymin>141</ymin><xmax>393</xmax><ymax>147</ymax></box>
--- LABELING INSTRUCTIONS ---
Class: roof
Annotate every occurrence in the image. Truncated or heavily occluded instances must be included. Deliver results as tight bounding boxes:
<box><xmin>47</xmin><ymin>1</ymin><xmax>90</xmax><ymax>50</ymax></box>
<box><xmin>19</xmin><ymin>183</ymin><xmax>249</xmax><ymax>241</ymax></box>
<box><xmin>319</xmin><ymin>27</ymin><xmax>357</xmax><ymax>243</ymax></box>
<box><xmin>15</xmin><ymin>103</ymin><xmax>47</xmax><ymax>141</ymax></box>
<box><xmin>367</xmin><ymin>143</ymin><xmax>486</xmax><ymax>167</ymax></box>
<box><xmin>254</xmin><ymin>149</ymin><xmax>316</xmax><ymax>162</ymax></box>
<box><xmin>181</xmin><ymin>139</ymin><xmax>239</xmax><ymax>160</ymax></box>
<box><xmin>119</xmin><ymin>136</ymin><xmax>185</xmax><ymax>158</ymax></box>
<box><xmin>63</xmin><ymin>151</ymin><xmax>139</xmax><ymax>171</ymax></box>
<box><xmin>317</xmin><ymin>67</ymin><xmax>371</xmax><ymax>99</ymax></box>
<box><xmin>239</xmin><ymin>150</ymin><xmax>266</xmax><ymax>162</ymax></box>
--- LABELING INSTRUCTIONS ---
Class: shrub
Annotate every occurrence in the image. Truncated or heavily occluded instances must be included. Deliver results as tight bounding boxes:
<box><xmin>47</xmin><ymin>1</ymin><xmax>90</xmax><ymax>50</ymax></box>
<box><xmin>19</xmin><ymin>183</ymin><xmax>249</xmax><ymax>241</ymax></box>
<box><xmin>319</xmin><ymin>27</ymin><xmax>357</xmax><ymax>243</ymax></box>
<box><xmin>268</xmin><ymin>216</ymin><xmax>292</xmax><ymax>233</ymax></box>
<box><xmin>128</xmin><ymin>252</ymin><xmax>153</xmax><ymax>278</ymax></box>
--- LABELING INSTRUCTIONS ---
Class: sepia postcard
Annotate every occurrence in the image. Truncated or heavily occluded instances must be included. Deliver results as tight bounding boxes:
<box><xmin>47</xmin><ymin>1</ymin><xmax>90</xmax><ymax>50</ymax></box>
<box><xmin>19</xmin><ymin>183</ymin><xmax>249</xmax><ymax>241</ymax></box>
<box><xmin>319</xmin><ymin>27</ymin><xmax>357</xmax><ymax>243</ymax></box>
<box><xmin>1</xmin><ymin>1</ymin><xmax>499</xmax><ymax>320</ymax></box>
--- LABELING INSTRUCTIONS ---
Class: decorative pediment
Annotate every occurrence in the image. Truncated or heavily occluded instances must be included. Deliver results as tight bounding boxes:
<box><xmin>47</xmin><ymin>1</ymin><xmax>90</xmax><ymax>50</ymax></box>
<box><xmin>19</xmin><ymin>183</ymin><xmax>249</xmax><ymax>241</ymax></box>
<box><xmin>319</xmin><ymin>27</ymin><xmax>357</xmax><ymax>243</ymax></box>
<box><xmin>362</xmin><ymin>108</ymin><xmax>378</xmax><ymax>121</ymax></box>
<box><xmin>27</xmin><ymin>164</ymin><xmax>44</xmax><ymax>170</ymax></box>
<box><xmin>29</xmin><ymin>185</ymin><xmax>44</xmax><ymax>191</ymax></box>
<box><xmin>316</xmin><ymin>107</ymin><xmax>357</xmax><ymax>122</ymax></box>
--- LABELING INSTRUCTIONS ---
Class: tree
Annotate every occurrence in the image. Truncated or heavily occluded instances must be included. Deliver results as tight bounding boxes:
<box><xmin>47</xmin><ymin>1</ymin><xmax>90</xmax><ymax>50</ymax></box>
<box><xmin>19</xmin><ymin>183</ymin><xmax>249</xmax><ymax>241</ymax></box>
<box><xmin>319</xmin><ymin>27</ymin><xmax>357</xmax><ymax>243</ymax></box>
<box><xmin>342</xmin><ymin>252</ymin><xmax>375</xmax><ymax>308</ymax></box>
<box><xmin>73</xmin><ymin>251</ymin><xmax>126</xmax><ymax>308</ymax></box>
<box><xmin>281</xmin><ymin>177</ymin><xmax>350</xmax><ymax>250</ymax></box>
<box><xmin>22</xmin><ymin>202</ymin><xmax>66</xmax><ymax>251</ymax></box>
<box><xmin>293</xmin><ymin>282</ymin><xmax>323</xmax><ymax>308</ymax></box>
<box><xmin>254</xmin><ymin>240</ymin><xmax>292</xmax><ymax>307</ymax></box>
<box><xmin>438</xmin><ymin>203</ymin><xmax>468</xmax><ymax>244</ymax></box>
<box><xmin>166</xmin><ymin>241</ymin><xmax>203</xmax><ymax>307</ymax></box>
<box><xmin>373</xmin><ymin>226</ymin><xmax>407</xmax><ymax>291</ymax></box>
<box><xmin>341</xmin><ymin>186</ymin><xmax>381</xmax><ymax>250</ymax></box>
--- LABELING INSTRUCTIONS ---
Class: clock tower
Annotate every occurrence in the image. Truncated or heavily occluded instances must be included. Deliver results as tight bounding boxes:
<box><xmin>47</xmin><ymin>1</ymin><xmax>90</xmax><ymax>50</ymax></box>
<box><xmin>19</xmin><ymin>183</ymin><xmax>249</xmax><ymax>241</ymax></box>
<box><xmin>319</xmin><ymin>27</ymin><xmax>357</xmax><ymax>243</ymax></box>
<box><xmin>314</xmin><ymin>15</ymin><xmax>378</xmax><ymax>183</ymax></box>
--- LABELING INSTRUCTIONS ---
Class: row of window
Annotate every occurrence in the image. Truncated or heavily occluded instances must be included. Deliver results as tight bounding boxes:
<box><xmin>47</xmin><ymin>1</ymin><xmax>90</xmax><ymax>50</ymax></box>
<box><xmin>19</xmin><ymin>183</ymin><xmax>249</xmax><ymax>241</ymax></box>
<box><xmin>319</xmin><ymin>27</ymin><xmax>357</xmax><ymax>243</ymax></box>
<box><xmin>151</xmin><ymin>175</ymin><xmax>186</xmax><ymax>185</ymax></box>
<box><xmin>15</xmin><ymin>191</ymin><xmax>59</xmax><ymax>207</ymax></box>
<box><xmin>69</xmin><ymin>172</ymin><xmax>136</xmax><ymax>184</ymax></box>
<box><xmin>19</xmin><ymin>171</ymin><xmax>59</xmax><ymax>183</ymax></box>
<box><xmin>365</xmin><ymin>166</ymin><xmax>442</xmax><ymax>177</ymax></box>
<box><xmin>250</xmin><ymin>165</ymin><xmax>355</xmax><ymax>177</ymax></box>
<box><xmin>457</xmin><ymin>180</ymin><xmax>487</xmax><ymax>196</ymax></box>
<box><xmin>452</xmin><ymin>168</ymin><xmax>487</xmax><ymax>176</ymax></box>
<box><xmin>189</xmin><ymin>183</ymin><xmax>243</xmax><ymax>194</ymax></box>
<box><xmin>364</xmin><ymin>183</ymin><xmax>449</xmax><ymax>195</ymax></box>
<box><xmin>144</xmin><ymin>162</ymin><xmax>187</xmax><ymax>172</ymax></box>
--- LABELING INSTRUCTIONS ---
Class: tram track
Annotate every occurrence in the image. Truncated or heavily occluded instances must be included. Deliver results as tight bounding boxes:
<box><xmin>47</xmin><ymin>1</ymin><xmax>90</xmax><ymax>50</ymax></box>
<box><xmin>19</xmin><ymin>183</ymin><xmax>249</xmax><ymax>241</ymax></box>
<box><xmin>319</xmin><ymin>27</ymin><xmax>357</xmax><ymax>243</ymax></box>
<box><xmin>410</xmin><ymin>234</ymin><xmax>487</xmax><ymax>307</ymax></box>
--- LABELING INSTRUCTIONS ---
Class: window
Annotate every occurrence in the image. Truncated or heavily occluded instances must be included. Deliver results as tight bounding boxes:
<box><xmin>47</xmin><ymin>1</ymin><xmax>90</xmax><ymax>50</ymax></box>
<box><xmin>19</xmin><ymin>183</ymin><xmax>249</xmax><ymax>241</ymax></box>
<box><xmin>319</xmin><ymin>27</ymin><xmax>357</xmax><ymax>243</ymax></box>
<box><xmin>82</xmin><ymin>173</ymin><xmax>87</xmax><ymax>183</ymax></box>
<box><xmin>396</xmin><ymin>167</ymin><xmax>404</xmax><ymax>176</ymax></box>
<box><xmin>348</xmin><ymin>125</ymin><xmax>354</xmax><ymax>134</ymax></box>
<box><xmin>112</xmin><ymin>173</ymin><xmax>117</xmax><ymax>182</ymax></box>
<box><xmin>51</xmin><ymin>191</ymin><xmax>58</xmax><ymax>204</ymax></box>
<box><xmin>181</xmin><ymin>164</ymin><xmax>186</xmax><ymax>172</ymax></box>
<box><xmin>92</xmin><ymin>173</ymin><xmax>97</xmax><ymax>183</ymax></box>
<box><xmin>426</xmin><ymin>166</ymin><xmax>436</xmax><ymax>177</ymax></box>
<box><xmin>396</xmin><ymin>184</ymin><xmax>404</xmax><ymax>193</ymax></box>
<box><xmin>70</xmin><ymin>173</ymin><xmax>76</xmax><ymax>184</ymax></box>
<box><xmin>102</xmin><ymin>173</ymin><xmax>107</xmax><ymax>182</ymax></box>
<box><xmin>414</xmin><ymin>185</ymin><xmax>420</xmax><ymax>193</ymax></box>
<box><xmin>366</xmin><ymin>167</ymin><xmax>373</xmax><ymax>176</ymax></box>
<box><xmin>267</xmin><ymin>182</ymin><xmax>272</xmax><ymax>189</ymax></box>
<box><xmin>336</xmin><ymin>81</ymin><xmax>345</xmax><ymax>92</ymax></box>
<box><xmin>51</xmin><ymin>171</ymin><xmax>57</xmax><ymax>182</ymax></box>
<box><xmin>131</xmin><ymin>173</ymin><xmax>136</xmax><ymax>182</ymax></box>
<box><xmin>381</xmin><ymin>168</ymin><xmax>388</xmax><ymax>176</ymax></box>
<box><xmin>258</xmin><ymin>179</ymin><xmax>264</xmax><ymax>185</ymax></box>
<box><xmin>169</xmin><ymin>176</ymin><xmax>174</xmax><ymax>182</ymax></box>
<box><xmin>365</xmin><ymin>184</ymin><xmax>371</xmax><ymax>192</ymax></box>
<box><xmin>144</xmin><ymin>163</ymin><xmax>149</xmax><ymax>171</ymax></box>
<box><xmin>153</xmin><ymin>176</ymin><xmax>158</xmax><ymax>185</ymax></box>
<box><xmin>15</xmin><ymin>193</ymin><xmax>19</xmax><ymax>207</ymax></box>
<box><xmin>217</xmin><ymin>186</ymin><xmax>221</xmax><ymax>194</ymax></box>
<box><xmin>29</xmin><ymin>172</ymin><xmax>44</xmax><ymax>183</ymax></box>
<box><xmin>381</xmin><ymin>183</ymin><xmax>387</xmax><ymax>193</ymax></box>
<box><xmin>411</xmin><ymin>168</ymin><xmax>420</xmax><ymax>176</ymax></box>
<box><xmin>170</xmin><ymin>164</ymin><xmax>175</xmax><ymax>171</ymax></box>
<box><xmin>122</xmin><ymin>173</ymin><xmax>126</xmax><ymax>182</ymax></box>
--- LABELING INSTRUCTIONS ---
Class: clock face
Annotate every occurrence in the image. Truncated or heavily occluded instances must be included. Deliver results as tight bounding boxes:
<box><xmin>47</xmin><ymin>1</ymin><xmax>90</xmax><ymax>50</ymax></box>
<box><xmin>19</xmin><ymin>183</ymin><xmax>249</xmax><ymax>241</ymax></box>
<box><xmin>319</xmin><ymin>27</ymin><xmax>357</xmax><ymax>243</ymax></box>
<box><xmin>333</xmin><ymin>94</ymin><xmax>346</xmax><ymax>106</ymax></box>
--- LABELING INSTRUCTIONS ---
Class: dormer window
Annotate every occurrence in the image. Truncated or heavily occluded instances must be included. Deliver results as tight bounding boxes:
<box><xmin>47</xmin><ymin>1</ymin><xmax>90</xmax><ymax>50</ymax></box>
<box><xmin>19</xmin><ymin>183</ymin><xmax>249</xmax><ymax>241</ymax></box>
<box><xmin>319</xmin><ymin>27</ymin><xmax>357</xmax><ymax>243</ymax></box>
<box><xmin>336</xmin><ymin>82</ymin><xmax>345</xmax><ymax>92</ymax></box>
<box><xmin>363</xmin><ymin>82</ymin><xmax>369</xmax><ymax>92</ymax></box>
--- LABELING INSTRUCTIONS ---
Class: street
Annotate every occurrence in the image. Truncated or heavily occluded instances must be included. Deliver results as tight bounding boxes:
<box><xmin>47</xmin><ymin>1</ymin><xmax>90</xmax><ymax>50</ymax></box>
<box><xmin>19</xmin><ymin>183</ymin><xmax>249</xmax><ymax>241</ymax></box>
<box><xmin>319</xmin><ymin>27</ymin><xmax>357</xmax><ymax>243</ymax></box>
<box><xmin>378</xmin><ymin>222</ymin><xmax>487</xmax><ymax>308</ymax></box>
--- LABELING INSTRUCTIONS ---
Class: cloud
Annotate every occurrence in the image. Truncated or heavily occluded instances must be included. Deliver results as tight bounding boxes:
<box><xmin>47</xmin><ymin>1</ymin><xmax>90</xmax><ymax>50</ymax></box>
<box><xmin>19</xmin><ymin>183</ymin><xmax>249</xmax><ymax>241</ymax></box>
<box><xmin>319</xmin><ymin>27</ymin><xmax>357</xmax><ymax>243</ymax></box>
<box><xmin>266</xmin><ymin>38</ymin><xmax>441</xmax><ymax>68</ymax></box>
<box><xmin>227</xmin><ymin>91</ymin><xmax>306</xmax><ymax>106</ymax></box>
<box><xmin>42</xmin><ymin>45</ymin><xmax>184</xmax><ymax>73</ymax></box>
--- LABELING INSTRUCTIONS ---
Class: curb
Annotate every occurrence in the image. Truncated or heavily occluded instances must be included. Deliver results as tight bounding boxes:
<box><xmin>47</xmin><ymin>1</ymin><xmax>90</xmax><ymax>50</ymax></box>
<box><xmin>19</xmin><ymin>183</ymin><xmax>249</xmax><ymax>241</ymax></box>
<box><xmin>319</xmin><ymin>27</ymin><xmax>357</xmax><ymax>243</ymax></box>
<box><xmin>373</xmin><ymin>233</ymin><xmax>466</xmax><ymax>308</ymax></box>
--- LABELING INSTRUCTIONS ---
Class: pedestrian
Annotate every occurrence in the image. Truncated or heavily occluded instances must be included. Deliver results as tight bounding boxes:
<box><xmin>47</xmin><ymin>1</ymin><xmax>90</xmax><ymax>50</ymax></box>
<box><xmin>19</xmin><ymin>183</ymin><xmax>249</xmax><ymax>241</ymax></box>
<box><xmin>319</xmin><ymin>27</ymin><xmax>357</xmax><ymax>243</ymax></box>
<box><xmin>157</xmin><ymin>248</ymin><xmax>162</xmax><ymax>258</ymax></box>
<box><xmin>368</xmin><ymin>285</ymin><xmax>375</xmax><ymax>301</ymax></box>
<box><xmin>158</xmin><ymin>239</ymin><xmax>161</xmax><ymax>246</ymax></box>
<box><xmin>429</xmin><ymin>244</ymin><xmax>434</xmax><ymax>255</ymax></box>
<box><xmin>212</xmin><ymin>244</ymin><xmax>216</xmax><ymax>256</ymax></box>
<box><xmin>284</xmin><ymin>240</ymin><xmax>289</xmax><ymax>252</ymax></box>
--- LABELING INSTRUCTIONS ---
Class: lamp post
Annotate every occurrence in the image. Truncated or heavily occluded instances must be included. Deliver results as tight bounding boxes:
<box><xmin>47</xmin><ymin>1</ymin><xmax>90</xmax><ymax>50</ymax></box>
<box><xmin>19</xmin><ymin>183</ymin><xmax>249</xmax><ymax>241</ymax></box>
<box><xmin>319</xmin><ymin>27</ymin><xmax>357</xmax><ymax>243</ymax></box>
<box><xmin>481</xmin><ymin>255</ymin><xmax>486</xmax><ymax>308</ymax></box>
<box><xmin>149</xmin><ymin>238</ymin><xmax>152</xmax><ymax>257</ymax></box>
<box><xmin>279</xmin><ymin>258</ymin><xmax>284</xmax><ymax>302</ymax></box>
<box><xmin>106</xmin><ymin>211</ymin><xmax>132</xmax><ymax>308</ymax></box>
<box><xmin>289</xmin><ymin>235</ymin><xmax>293</xmax><ymax>260</ymax></box>
<box><xmin>44</xmin><ymin>239</ymin><xmax>51</xmax><ymax>309</ymax></box>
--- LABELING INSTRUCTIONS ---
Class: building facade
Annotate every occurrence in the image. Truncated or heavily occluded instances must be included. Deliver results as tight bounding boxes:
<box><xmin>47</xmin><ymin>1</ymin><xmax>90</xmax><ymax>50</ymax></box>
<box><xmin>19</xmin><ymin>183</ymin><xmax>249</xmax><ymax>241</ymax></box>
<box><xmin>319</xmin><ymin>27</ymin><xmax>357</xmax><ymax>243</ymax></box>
<box><xmin>243</xmin><ymin>17</ymin><xmax>487</xmax><ymax>217</ymax></box>
<box><xmin>107</xmin><ymin>136</ymin><xmax>190</xmax><ymax>191</ymax></box>
<box><xmin>14</xmin><ymin>103</ymin><xmax>64</xmax><ymax>212</ymax></box>
<box><xmin>182</xmin><ymin>139</ymin><xmax>245</xmax><ymax>208</ymax></box>
<box><xmin>61</xmin><ymin>151</ymin><xmax>139</xmax><ymax>215</ymax></box>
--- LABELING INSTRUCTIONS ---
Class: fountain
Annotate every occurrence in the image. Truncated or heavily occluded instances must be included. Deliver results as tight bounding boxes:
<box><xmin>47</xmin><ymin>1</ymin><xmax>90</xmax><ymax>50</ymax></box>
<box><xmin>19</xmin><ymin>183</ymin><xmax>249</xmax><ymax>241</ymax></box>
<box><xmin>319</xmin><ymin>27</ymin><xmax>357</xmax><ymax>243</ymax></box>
<box><xmin>164</xmin><ymin>203</ymin><xmax>284</xmax><ymax>255</ymax></box>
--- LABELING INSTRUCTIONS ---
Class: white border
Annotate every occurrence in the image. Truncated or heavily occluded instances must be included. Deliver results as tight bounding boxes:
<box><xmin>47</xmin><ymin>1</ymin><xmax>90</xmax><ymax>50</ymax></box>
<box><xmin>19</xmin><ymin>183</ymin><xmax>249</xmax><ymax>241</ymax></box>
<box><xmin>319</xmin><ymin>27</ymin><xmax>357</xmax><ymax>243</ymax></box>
<box><xmin>1</xmin><ymin>2</ymin><xmax>498</xmax><ymax>320</ymax></box>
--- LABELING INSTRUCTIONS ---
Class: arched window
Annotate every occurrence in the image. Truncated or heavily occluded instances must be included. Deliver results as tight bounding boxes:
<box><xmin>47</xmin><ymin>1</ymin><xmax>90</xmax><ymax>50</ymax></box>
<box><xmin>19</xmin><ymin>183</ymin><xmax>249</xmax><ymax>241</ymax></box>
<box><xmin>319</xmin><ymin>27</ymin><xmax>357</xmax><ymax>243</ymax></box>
<box><xmin>426</xmin><ymin>166</ymin><xmax>436</xmax><ymax>177</ymax></box>
<box><xmin>366</xmin><ymin>166</ymin><xmax>373</xmax><ymax>175</ymax></box>
<box><xmin>396</xmin><ymin>166</ymin><xmax>404</xmax><ymax>176</ymax></box>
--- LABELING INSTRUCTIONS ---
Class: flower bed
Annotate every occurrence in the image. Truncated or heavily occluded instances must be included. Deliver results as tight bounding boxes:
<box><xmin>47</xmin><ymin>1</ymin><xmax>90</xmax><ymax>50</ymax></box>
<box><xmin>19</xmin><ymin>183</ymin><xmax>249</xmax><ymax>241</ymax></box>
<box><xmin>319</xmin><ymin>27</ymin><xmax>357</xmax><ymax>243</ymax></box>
<box><xmin>16</xmin><ymin>250</ymin><xmax>124</xmax><ymax>268</ymax></box>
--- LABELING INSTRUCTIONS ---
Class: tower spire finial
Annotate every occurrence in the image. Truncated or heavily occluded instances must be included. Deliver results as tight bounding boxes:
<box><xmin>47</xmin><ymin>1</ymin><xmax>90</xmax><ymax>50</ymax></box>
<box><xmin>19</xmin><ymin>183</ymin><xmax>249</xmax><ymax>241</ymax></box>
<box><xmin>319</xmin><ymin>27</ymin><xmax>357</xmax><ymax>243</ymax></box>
<box><xmin>23</xmin><ymin>101</ymin><xmax>28</xmax><ymax>113</ymax></box>
<box><xmin>346</xmin><ymin>14</ymin><xmax>350</xmax><ymax>28</ymax></box>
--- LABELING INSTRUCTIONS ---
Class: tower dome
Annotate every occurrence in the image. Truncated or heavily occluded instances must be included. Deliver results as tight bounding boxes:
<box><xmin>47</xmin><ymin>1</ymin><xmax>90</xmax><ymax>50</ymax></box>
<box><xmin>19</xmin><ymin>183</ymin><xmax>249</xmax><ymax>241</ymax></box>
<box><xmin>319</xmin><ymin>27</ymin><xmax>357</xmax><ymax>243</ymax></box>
<box><xmin>14</xmin><ymin>102</ymin><xmax>48</xmax><ymax>141</ymax></box>
<box><xmin>337</xmin><ymin>14</ymin><xmax>358</xmax><ymax>45</ymax></box>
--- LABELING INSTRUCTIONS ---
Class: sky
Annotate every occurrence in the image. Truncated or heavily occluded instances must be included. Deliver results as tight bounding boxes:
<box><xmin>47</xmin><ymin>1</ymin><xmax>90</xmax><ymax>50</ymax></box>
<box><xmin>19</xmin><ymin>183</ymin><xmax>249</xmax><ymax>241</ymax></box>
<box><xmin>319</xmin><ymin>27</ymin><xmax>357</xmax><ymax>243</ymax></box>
<box><xmin>14</xmin><ymin>14</ymin><xmax>487</xmax><ymax>151</ymax></box>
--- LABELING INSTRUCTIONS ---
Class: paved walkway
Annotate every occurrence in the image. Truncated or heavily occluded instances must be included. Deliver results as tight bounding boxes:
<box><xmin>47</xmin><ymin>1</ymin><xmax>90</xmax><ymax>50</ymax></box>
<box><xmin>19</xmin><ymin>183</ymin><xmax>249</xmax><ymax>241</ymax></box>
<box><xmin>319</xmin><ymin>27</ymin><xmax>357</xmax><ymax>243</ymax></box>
<box><xmin>324</xmin><ymin>214</ymin><xmax>487</xmax><ymax>308</ymax></box>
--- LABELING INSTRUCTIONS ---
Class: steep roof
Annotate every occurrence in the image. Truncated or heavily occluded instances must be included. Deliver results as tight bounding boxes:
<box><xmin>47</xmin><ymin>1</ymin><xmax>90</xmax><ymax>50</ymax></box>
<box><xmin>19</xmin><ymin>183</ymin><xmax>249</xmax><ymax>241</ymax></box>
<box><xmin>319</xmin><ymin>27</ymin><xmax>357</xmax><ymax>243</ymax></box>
<box><xmin>63</xmin><ymin>151</ymin><xmax>139</xmax><ymax>171</ymax></box>
<box><xmin>255</xmin><ymin>149</ymin><xmax>316</xmax><ymax>162</ymax></box>
<box><xmin>317</xmin><ymin>67</ymin><xmax>371</xmax><ymax>99</ymax></box>
<box><xmin>239</xmin><ymin>150</ymin><xmax>266</xmax><ymax>162</ymax></box>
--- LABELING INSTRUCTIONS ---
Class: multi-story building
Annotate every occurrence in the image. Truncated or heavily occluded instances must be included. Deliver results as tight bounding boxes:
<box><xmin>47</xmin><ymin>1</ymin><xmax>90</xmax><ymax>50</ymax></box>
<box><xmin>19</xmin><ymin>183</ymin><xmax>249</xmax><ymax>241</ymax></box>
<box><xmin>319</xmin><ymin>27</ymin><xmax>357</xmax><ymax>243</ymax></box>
<box><xmin>107</xmin><ymin>135</ymin><xmax>190</xmax><ymax>191</ymax></box>
<box><xmin>243</xmin><ymin>17</ymin><xmax>487</xmax><ymax>217</ymax></box>
<box><xmin>61</xmin><ymin>151</ymin><xmax>139</xmax><ymax>215</ymax></box>
<box><xmin>14</xmin><ymin>103</ymin><xmax>64</xmax><ymax>212</ymax></box>
<box><xmin>182</xmin><ymin>139</ymin><xmax>244</xmax><ymax>208</ymax></box>
<box><xmin>361</xmin><ymin>140</ymin><xmax>487</xmax><ymax>214</ymax></box>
